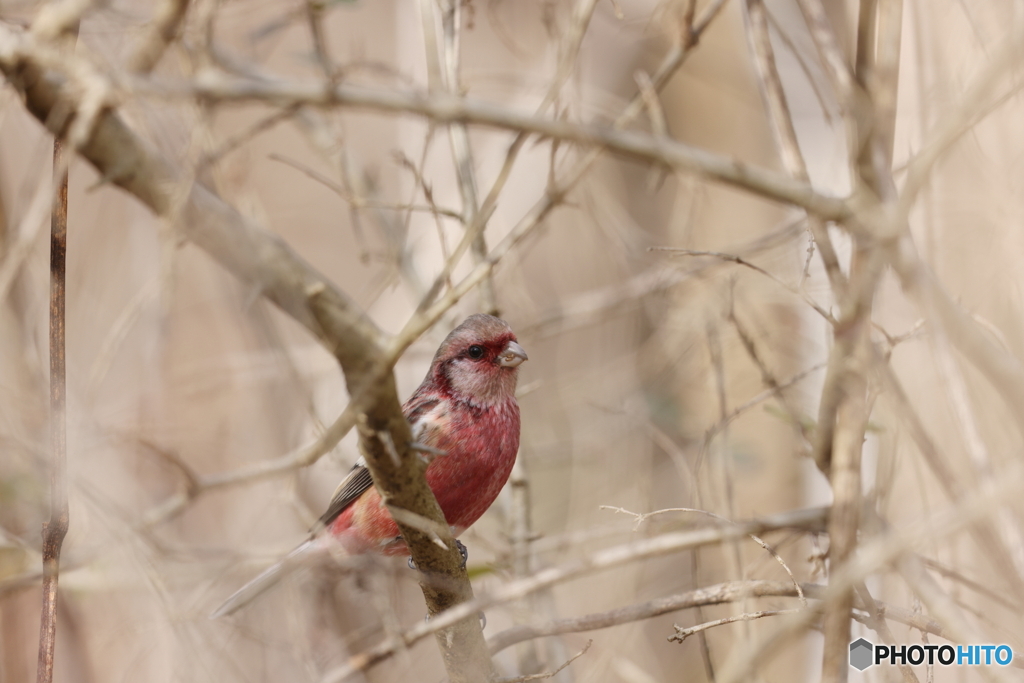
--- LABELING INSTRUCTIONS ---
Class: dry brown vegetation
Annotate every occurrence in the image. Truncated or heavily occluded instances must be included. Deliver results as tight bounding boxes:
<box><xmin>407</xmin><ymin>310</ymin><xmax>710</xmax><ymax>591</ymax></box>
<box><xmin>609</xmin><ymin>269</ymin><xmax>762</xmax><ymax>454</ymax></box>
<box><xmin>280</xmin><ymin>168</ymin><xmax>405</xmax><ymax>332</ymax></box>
<box><xmin>1</xmin><ymin>1</ymin><xmax>1023</xmax><ymax>682</ymax></box>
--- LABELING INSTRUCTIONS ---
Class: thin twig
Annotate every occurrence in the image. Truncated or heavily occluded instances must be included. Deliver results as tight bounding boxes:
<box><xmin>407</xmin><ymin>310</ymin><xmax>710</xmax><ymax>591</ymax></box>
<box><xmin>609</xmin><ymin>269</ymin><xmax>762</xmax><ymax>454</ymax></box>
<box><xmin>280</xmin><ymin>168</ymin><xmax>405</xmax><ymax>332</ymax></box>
<box><xmin>493</xmin><ymin>641</ymin><xmax>593</xmax><ymax>683</ymax></box>
<box><xmin>507</xmin><ymin>458</ymin><xmax>545</xmax><ymax>676</ymax></box>
<box><xmin>127</xmin><ymin>0</ymin><xmax>190</xmax><ymax>73</ymax></box>
<box><xmin>434</xmin><ymin>0</ymin><xmax>497</xmax><ymax>314</ymax></box>
<box><xmin>600</xmin><ymin>506</ymin><xmax>806</xmax><ymax>606</ymax></box>
<box><xmin>716</xmin><ymin>461</ymin><xmax>1024</xmax><ymax>683</ymax></box>
<box><xmin>742</xmin><ymin>0</ymin><xmax>845</xmax><ymax>296</ymax></box>
<box><xmin>132</xmin><ymin>74</ymin><xmax>852</xmax><ymax>221</ymax></box>
<box><xmin>669</xmin><ymin>609</ymin><xmax>802</xmax><ymax>643</ymax></box>
<box><xmin>651</xmin><ymin>248</ymin><xmax>835</xmax><ymax>323</ymax></box>
<box><xmin>304</xmin><ymin>0</ymin><xmax>335</xmax><ymax>82</ymax></box>
<box><xmin>729</xmin><ymin>310</ymin><xmax>814</xmax><ymax>449</ymax></box>
<box><xmin>321</xmin><ymin>507</ymin><xmax>828</xmax><ymax>682</ymax></box>
<box><xmin>36</xmin><ymin>123</ymin><xmax>70</xmax><ymax>683</ymax></box>
<box><xmin>703</xmin><ymin>361</ymin><xmax>827</xmax><ymax>446</ymax></box>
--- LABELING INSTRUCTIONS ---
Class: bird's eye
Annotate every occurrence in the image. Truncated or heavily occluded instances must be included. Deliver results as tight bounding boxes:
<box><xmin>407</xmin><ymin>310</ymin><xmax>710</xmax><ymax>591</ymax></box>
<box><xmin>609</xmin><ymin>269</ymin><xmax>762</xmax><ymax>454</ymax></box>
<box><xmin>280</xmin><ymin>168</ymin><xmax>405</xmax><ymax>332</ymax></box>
<box><xmin>467</xmin><ymin>345</ymin><xmax>485</xmax><ymax>359</ymax></box>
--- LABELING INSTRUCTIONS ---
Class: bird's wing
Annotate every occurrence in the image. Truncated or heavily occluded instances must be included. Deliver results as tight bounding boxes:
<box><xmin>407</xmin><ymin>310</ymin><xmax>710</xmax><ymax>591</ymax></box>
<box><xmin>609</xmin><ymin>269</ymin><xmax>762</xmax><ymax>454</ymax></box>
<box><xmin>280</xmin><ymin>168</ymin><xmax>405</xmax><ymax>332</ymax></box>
<box><xmin>311</xmin><ymin>397</ymin><xmax>442</xmax><ymax>532</ymax></box>
<box><xmin>404</xmin><ymin>394</ymin><xmax>441</xmax><ymax>431</ymax></box>
<box><xmin>312</xmin><ymin>462</ymin><xmax>374</xmax><ymax>531</ymax></box>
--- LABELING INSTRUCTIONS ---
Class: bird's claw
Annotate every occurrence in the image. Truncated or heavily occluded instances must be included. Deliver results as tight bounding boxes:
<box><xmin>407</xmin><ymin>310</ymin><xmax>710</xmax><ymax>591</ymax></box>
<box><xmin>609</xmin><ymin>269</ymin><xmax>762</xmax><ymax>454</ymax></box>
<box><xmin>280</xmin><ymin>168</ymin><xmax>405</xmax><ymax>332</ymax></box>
<box><xmin>407</xmin><ymin>539</ymin><xmax>469</xmax><ymax>571</ymax></box>
<box><xmin>408</xmin><ymin>441</ymin><xmax>447</xmax><ymax>464</ymax></box>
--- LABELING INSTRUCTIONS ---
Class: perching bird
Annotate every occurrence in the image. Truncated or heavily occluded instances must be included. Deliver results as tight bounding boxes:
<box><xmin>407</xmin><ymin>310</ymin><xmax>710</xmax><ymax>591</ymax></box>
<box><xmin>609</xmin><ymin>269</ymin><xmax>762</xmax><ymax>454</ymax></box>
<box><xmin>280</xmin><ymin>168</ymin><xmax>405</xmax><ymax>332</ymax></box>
<box><xmin>211</xmin><ymin>314</ymin><xmax>527</xmax><ymax>617</ymax></box>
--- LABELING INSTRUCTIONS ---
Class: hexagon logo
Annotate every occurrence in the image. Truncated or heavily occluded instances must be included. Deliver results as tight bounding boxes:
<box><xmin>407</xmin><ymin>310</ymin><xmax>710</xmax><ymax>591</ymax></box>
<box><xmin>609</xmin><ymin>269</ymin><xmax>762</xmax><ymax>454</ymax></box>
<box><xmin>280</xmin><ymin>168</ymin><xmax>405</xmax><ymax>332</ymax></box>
<box><xmin>850</xmin><ymin>638</ymin><xmax>874</xmax><ymax>671</ymax></box>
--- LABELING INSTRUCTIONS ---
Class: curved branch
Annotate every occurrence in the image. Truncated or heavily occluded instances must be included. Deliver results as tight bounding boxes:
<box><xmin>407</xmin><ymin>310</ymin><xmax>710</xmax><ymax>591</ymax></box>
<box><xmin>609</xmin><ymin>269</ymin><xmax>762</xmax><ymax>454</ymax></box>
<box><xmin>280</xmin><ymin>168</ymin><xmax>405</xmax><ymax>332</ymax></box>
<box><xmin>129</xmin><ymin>76</ymin><xmax>852</xmax><ymax>221</ymax></box>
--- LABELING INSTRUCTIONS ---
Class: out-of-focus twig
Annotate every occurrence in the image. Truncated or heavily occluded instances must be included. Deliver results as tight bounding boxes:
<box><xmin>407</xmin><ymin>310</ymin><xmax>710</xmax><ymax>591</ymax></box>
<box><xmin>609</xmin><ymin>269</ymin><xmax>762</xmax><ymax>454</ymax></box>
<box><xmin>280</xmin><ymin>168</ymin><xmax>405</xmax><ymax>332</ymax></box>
<box><xmin>433</xmin><ymin>0</ymin><xmax>497</xmax><ymax>314</ymax></box>
<box><xmin>492</xmin><ymin>640</ymin><xmax>592</xmax><ymax>683</ymax></box>
<box><xmin>491</xmin><ymin>580</ymin><xmax>804</xmax><ymax>654</ymax></box>
<box><xmin>717</xmin><ymin>459</ymin><xmax>1024</xmax><ymax>683</ymax></box>
<box><xmin>600</xmin><ymin>505</ymin><xmax>805</xmax><ymax>605</ymax></box>
<box><xmin>127</xmin><ymin>0</ymin><xmax>190</xmax><ymax>74</ymax></box>
<box><xmin>742</xmin><ymin>0</ymin><xmax>845</xmax><ymax>297</ymax></box>
<box><xmin>321</xmin><ymin>507</ymin><xmax>828</xmax><ymax>682</ymax></box>
<box><xmin>670</xmin><ymin>608</ymin><xmax>802</xmax><ymax>642</ymax></box>
<box><xmin>877</xmin><ymin>358</ymin><xmax>1024</xmax><ymax>597</ymax></box>
<box><xmin>508</xmin><ymin>458</ymin><xmax>544</xmax><ymax>676</ymax></box>
<box><xmin>404</xmin><ymin>0</ymin><xmax>734</xmax><ymax>331</ymax></box>
<box><xmin>654</xmin><ymin>248</ymin><xmax>835</xmax><ymax>323</ymax></box>
<box><xmin>490</xmin><ymin>577</ymin><xmax>1024</xmax><ymax>665</ymax></box>
<box><xmin>703</xmin><ymin>361</ymin><xmax>827</xmax><ymax>447</ymax></box>
<box><xmin>137</xmin><ymin>73</ymin><xmax>851</xmax><ymax>220</ymax></box>
<box><xmin>0</xmin><ymin>166</ymin><xmax>56</xmax><ymax>305</ymax></box>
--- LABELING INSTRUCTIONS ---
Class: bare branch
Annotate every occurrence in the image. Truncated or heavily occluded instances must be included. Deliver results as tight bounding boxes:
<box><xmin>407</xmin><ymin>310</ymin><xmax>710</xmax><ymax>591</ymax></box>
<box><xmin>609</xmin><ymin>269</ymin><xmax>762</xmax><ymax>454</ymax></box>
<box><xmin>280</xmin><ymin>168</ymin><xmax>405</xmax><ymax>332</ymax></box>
<box><xmin>741</xmin><ymin>0</ymin><xmax>845</xmax><ymax>295</ymax></box>
<box><xmin>492</xmin><ymin>641</ymin><xmax>592</xmax><ymax>683</ymax></box>
<box><xmin>488</xmin><ymin>578</ymin><xmax>1006</xmax><ymax>664</ymax></box>
<box><xmin>322</xmin><ymin>507</ymin><xmax>828</xmax><ymax>681</ymax></box>
<box><xmin>877</xmin><ymin>359</ymin><xmax>1024</xmax><ymax>597</ymax></box>
<box><xmin>717</xmin><ymin>461</ymin><xmax>1024</xmax><ymax>683</ymax></box>
<box><xmin>669</xmin><ymin>608</ymin><xmax>802</xmax><ymax>642</ymax></box>
<box><xmin>127</xmin><ymin>0</ymin><xmax>190</xmax><ymax>74</ymax></box>
<box><xmin>35</xmin><ymin>113</ymin><xmax>70</xmax><ymax>683</ymax></box>
<box><xmin>490</xmin><ymin>580</ymin><xmax>805</xmax><ymax>655</ymax></box>
<box><xmin>654</xmin><ymin>247</ymin><xmax>835</xmax><ymax>322</ymax></box>
<box><xmin>434</xmin><ymin>0</ymin><xmax>497</xmax><ymax>315</ymax></box>
<box><xmin>600</xmin><ymin>506</ymin><xmax>806</xmax><ymax>606</ymax></box>
<box><xmin>133</xmin><ymin>74</ymin><xmax>851</xmax><ymax>220</ymax></box>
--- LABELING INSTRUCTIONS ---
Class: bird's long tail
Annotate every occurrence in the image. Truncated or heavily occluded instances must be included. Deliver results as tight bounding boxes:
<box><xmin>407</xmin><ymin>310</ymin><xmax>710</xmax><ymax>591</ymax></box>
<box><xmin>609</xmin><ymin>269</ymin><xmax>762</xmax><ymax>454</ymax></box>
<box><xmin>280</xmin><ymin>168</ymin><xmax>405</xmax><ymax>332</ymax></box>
<box><xmin>210</xmin><ymin>539</ymin><xmax>323</xmax><ymax>618</ymax></box>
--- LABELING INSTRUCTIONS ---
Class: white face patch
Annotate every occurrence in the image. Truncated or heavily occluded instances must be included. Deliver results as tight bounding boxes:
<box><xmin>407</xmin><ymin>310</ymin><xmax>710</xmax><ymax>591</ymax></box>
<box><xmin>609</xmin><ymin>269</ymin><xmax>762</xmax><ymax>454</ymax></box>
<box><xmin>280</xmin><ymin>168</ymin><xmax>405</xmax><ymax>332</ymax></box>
<box><xmin>445</xmin><ymin>357</ymin><xmax>518</xmax><ymax>407</ymax></box>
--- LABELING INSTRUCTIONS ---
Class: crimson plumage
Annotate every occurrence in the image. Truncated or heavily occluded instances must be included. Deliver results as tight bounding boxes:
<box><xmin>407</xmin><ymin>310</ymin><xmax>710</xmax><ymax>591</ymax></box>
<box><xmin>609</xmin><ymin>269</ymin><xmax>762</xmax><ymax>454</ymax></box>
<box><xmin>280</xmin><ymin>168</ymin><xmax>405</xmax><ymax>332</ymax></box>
<box><xmin>212</xmin><ymin>314</ymin><xmax>526</xmax><ymax>617</ymax></box>
<box><xmin>326</xmin><ymin>313</ymin><xmax>525</xmax><ymax>554</ymax></box>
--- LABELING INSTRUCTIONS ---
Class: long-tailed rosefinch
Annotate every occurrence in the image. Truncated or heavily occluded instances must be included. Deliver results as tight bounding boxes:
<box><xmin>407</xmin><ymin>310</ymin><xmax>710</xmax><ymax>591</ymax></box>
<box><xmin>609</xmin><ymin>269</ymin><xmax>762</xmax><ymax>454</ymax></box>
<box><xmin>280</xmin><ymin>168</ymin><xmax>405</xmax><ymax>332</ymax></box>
<box><xmin>212</xmin><ymin>314</ymin><xmax>527</xmax><ymax>617</ymax></box>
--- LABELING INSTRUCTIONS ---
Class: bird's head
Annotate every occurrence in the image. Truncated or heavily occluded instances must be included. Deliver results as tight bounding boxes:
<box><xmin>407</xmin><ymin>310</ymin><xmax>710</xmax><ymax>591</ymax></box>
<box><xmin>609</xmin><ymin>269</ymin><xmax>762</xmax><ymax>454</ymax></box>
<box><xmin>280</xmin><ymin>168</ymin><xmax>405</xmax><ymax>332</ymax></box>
<box><xmin>430</xmin><ymin>314</ymin><xmax>528</xmax><ymax>406</ymax></box>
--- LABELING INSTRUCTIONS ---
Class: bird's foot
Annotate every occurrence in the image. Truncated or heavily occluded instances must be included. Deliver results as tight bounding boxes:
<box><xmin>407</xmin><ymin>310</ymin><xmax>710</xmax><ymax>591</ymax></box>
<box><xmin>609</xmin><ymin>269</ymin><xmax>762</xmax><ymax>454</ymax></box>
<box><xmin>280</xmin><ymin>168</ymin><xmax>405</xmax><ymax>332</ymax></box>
<box><xmin>408</xmin><ymin>441</ymin><xmax>447</xmax><ymax>464</ymax></box>
<box><xmin>407</xmin><ymin>539</ymin><xmax>469</xmax><ymax>570</ymax></box>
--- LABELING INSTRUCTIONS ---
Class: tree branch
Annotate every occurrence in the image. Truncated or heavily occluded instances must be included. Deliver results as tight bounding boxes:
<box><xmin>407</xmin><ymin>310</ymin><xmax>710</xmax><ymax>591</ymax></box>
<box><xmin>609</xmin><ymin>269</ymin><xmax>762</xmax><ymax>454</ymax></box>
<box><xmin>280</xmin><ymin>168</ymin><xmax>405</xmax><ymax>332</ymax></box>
<box><xmin>0</xmin><ymin>21</ymin><xmax>492</xmax><ymax>682</ymax></box>
<box><xmin>321</xmin><ymin>507</ymin><xmax>828</xmax><ymax>682</ymax></box>
<box><xmin>127</xmin><ymin>74</ymin><xmax>851</xmax><ymax>220</ymax></box>
<box><xmin>35</xmin><ymin>108</ymin><xmax>70</xmax><ymax>683</ymax></box>
<box><xmin>742</xmin><ymin>0</ymin><xmax>845</xmax><ymax>296</ymax></box>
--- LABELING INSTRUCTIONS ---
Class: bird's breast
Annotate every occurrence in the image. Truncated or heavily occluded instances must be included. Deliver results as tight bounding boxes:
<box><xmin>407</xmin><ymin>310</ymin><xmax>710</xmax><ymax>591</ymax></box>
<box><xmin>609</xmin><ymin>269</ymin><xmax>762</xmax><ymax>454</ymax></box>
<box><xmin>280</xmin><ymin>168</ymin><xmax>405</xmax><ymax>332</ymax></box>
<box><xmin>424</xmin><ymin>399</ymin><xmax>520</xmax><ymax>529</ymax></box>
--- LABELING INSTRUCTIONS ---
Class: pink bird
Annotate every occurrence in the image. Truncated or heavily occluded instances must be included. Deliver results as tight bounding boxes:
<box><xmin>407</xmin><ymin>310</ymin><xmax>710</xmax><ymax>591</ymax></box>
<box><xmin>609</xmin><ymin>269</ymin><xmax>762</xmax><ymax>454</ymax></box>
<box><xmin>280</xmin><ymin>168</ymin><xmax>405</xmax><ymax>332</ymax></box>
<box><xmin>212</xmin><ymin>314</ymin><xmax>527</xmax><ymax>617</ymax></box>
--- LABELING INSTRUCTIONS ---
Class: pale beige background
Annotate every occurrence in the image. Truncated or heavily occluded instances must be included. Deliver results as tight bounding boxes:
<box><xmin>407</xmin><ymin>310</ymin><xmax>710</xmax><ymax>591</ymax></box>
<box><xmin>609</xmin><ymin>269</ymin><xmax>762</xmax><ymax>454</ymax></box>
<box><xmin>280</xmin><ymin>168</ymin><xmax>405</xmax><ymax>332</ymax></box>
<box><xmin>1</xmin><ymin>1</ymin><xmax>1022</xmax><ymax>682</ymax></box>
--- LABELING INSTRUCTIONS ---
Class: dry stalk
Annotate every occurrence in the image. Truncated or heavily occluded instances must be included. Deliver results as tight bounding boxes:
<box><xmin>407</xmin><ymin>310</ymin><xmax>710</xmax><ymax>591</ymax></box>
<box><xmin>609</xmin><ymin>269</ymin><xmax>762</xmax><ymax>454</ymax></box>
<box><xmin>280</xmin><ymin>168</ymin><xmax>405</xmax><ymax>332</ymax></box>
<box><xmin>35</xmin><ymin>124</ymin><xmax>70</xmax><ymax>683</ymax></box>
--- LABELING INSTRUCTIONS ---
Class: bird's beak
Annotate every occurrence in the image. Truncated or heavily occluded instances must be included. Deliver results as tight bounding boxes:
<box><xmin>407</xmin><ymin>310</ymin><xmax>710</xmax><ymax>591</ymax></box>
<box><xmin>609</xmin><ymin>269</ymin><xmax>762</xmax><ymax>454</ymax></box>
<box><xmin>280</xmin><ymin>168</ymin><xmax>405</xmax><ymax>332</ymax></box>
<box><xmin>498</xmin><ymin>340</ymin><xmax>528</xmax><ymax>368</ymax></box>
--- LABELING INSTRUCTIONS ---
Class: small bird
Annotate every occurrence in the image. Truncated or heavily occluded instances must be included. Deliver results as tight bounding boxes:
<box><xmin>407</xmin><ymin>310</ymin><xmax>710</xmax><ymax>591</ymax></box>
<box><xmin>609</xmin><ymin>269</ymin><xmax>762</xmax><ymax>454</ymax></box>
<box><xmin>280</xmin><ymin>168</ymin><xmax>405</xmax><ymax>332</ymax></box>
<box><xmin>211</xmin><ymin>314</ymin><xmax>527</xmax><ymax>617</ymax></box>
